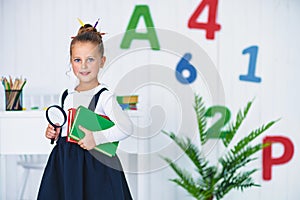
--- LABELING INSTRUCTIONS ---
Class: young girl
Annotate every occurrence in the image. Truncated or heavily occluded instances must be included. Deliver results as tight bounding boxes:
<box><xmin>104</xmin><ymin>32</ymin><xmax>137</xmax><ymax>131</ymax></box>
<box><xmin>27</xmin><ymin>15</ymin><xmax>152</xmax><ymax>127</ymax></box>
<box><xmin>38</xmin><ymin>23</ymin><xmax>133</xmax><ymax>200</ymax></box>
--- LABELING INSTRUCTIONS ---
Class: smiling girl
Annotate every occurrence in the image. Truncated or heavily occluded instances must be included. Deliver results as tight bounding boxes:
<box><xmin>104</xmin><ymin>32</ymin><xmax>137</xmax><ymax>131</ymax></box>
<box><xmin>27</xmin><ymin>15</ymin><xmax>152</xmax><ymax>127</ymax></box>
<box><xmin>37</xmin><ymin>23</ymin><xmax>133</xmax><ymax>200</ymax></box>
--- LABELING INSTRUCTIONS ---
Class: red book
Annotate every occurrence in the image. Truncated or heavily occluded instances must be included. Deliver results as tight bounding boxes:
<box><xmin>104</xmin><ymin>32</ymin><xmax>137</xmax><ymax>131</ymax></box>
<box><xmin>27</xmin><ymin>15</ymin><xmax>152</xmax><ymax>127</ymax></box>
<box><xmin>67</xmin><ymin>108</ymin><xmax>77</xmax><ymax>143</ymax></box>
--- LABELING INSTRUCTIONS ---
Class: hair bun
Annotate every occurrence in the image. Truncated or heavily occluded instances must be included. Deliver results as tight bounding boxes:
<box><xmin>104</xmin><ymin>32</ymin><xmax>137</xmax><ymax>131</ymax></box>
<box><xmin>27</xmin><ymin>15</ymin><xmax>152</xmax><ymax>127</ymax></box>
<box><xmin>77</xmin><ymin>24</ymin><xmax>98</xmax><ymax>36</ymax></box>
<box><xmin>70</xmin><ymin>22</ymin><xmax>105</xmax><ymax>56</ymax></box>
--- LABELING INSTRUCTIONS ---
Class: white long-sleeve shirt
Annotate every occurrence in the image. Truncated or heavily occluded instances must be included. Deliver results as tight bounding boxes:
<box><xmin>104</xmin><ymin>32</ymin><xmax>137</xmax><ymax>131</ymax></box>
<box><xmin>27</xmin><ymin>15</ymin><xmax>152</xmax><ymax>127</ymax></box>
<box><xmin>61</xmin><ymin>84</ymin><xmax>133</xmax><ymax>145</ymax></box>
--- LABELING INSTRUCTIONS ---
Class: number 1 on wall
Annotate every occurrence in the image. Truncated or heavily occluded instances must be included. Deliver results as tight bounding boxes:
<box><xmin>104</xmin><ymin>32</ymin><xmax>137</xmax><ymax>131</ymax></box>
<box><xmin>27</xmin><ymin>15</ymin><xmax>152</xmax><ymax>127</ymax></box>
<box><xmin>239</xmin><ymin>46</ymin><xmax>262</xmax><ymax>83</ymax></box>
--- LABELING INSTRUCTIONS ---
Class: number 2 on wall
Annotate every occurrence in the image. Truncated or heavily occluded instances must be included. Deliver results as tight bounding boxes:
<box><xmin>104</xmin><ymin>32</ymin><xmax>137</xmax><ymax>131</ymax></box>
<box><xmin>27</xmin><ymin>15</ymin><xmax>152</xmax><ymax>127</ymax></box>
<box><xmin>205</xmin><ymin>106</ymin><xmax>231</xmax><ymax>138</ymax></box>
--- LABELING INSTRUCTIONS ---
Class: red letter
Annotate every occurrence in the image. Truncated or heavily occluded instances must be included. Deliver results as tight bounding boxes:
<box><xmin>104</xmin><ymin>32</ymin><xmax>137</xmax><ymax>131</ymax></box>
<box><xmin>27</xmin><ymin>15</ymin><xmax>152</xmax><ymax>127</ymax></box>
<box><xmin>263</xmin><ymin>136</ymin><xmax>294</xmax><ymax>181</ymax></box>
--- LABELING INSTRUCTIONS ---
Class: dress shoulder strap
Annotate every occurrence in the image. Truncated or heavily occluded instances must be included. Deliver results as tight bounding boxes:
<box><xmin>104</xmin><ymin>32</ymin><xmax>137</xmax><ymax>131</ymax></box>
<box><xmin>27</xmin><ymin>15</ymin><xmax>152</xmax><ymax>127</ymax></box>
<box><xmin>88</xmin><ymin>88</ymin><xmax>108</xmax><ymax>112</ymax></box>
<box><xmin>61</xmin><ymin>89</ymin><xmax>68</xmax><ymax>108</ymax></box>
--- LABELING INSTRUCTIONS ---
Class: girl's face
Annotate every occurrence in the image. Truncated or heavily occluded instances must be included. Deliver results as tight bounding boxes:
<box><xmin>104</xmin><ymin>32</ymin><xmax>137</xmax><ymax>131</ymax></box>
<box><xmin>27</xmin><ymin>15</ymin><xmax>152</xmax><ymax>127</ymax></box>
<box><xmin>71</xmin><ymin>41</ymin><xmax>105</xmax><ymax>90</ymax></box>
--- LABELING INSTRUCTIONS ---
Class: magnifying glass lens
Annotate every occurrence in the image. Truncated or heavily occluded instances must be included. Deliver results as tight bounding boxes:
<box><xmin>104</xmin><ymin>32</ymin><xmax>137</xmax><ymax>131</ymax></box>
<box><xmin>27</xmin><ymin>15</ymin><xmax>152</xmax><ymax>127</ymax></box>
<box><xmin>46</xmin><ymin>105</ymin><xmax>67</xmax><ymax>144</ymax></box>
<box><xmin>48</xmin><ymin>107</ymin><xmax>66</xmax><ymax>126</ymax></box>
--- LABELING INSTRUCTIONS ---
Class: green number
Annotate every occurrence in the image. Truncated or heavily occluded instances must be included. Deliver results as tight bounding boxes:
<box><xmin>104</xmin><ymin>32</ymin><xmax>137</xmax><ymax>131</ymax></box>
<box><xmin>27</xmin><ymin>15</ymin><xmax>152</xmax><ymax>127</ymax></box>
<box><xmin>205</xmin><ymin>106</ymin><xmax>231</xmax><ymax>138</ymax></box>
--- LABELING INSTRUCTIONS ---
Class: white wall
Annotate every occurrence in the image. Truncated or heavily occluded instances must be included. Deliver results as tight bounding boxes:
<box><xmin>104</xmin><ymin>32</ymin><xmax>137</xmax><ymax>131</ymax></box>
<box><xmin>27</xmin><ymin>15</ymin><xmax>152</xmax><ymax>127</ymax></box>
<box><xmin>1</xmin><ymin>0</ymin><xmax>299</xmax><ymax>200</ymax></box>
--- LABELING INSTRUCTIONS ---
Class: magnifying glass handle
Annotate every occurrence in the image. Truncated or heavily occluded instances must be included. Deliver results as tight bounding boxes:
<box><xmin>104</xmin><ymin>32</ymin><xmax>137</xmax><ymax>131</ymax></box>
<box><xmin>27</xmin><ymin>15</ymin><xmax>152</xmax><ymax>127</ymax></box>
<box><xmin>50</xmin><ymin>127</ymin><xmax>56</xmax><ymax>144</ymax></box>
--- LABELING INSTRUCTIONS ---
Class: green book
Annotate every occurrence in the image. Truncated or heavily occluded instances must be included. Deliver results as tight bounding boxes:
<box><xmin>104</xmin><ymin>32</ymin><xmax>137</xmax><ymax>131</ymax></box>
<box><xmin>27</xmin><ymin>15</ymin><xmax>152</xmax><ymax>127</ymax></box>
<box><xmin>69</xmin><ymin>105</ymin><xmax>118</xmax><ymax>157</ymax></box>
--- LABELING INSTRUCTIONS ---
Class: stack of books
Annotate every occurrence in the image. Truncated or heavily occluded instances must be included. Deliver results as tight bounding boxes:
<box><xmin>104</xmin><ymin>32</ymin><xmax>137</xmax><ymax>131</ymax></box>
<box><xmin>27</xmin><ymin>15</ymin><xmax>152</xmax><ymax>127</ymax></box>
<box><xmin>116</xmin><ymin>95</ymin><xmax>138</xmax><ymax>110</ymax></box>
<box><xmin>67</xmin><ymin>106</ymin><xmax>118</xmax><ymax>157</ymax></box>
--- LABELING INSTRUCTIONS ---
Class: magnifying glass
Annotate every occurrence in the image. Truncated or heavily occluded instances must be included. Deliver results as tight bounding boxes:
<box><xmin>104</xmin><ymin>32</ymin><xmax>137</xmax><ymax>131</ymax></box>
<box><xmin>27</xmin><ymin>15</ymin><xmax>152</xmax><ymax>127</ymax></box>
<box><xmin>46</xmin><ymin>105</ymin><xmax>67</xmax><ymax>144</ymax></box>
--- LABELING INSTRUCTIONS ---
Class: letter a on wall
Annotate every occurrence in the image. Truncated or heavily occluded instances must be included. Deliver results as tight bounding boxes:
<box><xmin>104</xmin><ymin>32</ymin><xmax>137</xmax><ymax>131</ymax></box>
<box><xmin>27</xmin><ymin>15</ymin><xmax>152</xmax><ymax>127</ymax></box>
<box><xmin>120</xmin><ymin>5</ymin><xmax>160</xmax><ymax>50</ymax></box>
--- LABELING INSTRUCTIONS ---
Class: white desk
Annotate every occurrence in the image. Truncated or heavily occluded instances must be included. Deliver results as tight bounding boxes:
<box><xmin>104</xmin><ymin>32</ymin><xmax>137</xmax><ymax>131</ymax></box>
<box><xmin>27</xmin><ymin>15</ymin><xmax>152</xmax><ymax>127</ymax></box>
<box><xmin>0</xmin><ymin>111</ymin><xmax>52</xmax><ymax>155</ymax></box>
<box><xmin>0</xmin><ymin>111</ymin><xmax>51</xmax><ymax>199</ymax></box>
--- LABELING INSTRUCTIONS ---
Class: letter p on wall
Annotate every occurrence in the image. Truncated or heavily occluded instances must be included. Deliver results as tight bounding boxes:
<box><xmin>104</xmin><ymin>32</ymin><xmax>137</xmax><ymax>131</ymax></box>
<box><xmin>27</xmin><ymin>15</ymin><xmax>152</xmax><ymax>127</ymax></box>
<box><xmin>263</xmin><ymin>136</ymin><xmax>294</xmax><ymax>181</ymax></box>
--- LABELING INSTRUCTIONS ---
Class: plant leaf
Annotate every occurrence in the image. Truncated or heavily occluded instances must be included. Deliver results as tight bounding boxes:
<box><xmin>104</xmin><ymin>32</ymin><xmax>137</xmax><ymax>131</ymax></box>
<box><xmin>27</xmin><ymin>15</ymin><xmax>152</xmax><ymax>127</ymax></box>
<box><xmin>216</xmin><ymin>169</ymin><xmax>258</xmax><ymax>199</ymax></box>
<box><xmin>194</xmin><ymin>94</ymin><xmax>207</xmax><ymax>145</ymax></box>
<box><xmin>162</xmin><ymin>131</ymin><xmax>209</xmax><ymax>178</ymax></box>
<box><xmin>222</xmin><ymin>100</ymin><xmax>253</xmax><ymax>147</ymax></box>
<box><xmin>164</xmin><ymin>157</ymin><xmax>203</xmax><ymax>199</ymax></box>
<box><xmin>219</xmin><ymin>144</ymin><xmax>264</xmax><ymax>176</ymax></box>
<box><xmin>231</xmin><ymin>119</ymin><xmax>278</xmax><ymax>155</ymax></box>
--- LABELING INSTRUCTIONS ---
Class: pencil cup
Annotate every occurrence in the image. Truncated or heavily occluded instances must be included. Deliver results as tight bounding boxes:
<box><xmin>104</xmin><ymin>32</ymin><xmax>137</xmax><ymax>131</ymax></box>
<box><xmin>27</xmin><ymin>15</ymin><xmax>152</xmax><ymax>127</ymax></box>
<box><xmin>5</xmin><ymin>90</ymin><xmax>23</xmax><ymax>111</ymax></box>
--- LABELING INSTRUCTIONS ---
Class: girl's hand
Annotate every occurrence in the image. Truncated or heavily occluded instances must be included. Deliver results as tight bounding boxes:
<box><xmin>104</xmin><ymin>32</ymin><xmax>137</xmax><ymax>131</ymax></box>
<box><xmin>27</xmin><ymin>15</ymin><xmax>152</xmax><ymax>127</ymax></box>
<box><xmin>45</xmin><ymin>123</ymin><xmax>60</xmax><ymax>141</ymax></box>
<box><xmin>78</xmin><ymin>125</ymin><xmax>96</xmax><ymax>150</ymax></box>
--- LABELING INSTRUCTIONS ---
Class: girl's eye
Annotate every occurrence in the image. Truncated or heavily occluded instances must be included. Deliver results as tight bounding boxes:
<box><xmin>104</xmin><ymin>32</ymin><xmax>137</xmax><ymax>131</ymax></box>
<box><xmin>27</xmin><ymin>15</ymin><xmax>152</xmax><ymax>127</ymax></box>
<box><xmin>73</xmin><ymin>58</ymin><xmax>81</xmax><ymax>63</ymax></box>
<box><xmin>87</xmin><ymin>58</ymin><xmax>95</xmax><ymax>62</ymax></box>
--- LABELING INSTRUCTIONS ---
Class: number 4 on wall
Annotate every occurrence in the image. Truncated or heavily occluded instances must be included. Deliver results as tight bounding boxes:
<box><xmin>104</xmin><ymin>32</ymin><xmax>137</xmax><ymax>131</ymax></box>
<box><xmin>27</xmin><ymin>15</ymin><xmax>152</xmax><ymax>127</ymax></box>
<box><xmin>188</xmin><ymin>0</ymin><xmax>221</xmax><ymax>40</ymax></box>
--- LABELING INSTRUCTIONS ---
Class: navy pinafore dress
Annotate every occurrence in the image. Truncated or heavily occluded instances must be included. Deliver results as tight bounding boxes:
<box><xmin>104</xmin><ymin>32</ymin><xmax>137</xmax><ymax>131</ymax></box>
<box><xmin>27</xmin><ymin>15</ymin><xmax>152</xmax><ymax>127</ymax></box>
<box><xmin>37</xmin><ymin>88</ymin><xmax>133</xmax><ymax>200</ymax></box>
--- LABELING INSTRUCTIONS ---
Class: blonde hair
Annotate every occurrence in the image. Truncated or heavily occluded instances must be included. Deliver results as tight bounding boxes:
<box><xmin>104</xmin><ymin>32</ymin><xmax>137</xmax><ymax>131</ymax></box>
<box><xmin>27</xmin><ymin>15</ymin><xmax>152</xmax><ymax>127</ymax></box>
<box><xmin>70</xmin><ymin>24</ymin><xmax>104</xmax><ymax>57</ymax></box>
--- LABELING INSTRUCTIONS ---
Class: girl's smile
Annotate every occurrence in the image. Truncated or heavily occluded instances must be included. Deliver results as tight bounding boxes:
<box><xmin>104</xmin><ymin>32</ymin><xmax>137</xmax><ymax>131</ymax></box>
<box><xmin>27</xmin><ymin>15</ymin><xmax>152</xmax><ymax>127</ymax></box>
<box><xmin>79</xmin><ymin>71</ymin><xmax>91</xmax><ymax>76</ymax></box>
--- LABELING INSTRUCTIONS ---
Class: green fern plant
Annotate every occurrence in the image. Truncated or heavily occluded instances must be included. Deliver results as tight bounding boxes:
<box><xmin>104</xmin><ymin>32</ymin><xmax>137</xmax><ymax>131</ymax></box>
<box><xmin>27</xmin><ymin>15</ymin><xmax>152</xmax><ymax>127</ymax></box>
<box><xmin>163</xmin><ymin>94</ymin><xmax>278</xmax><ymax>200</ymax></box>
